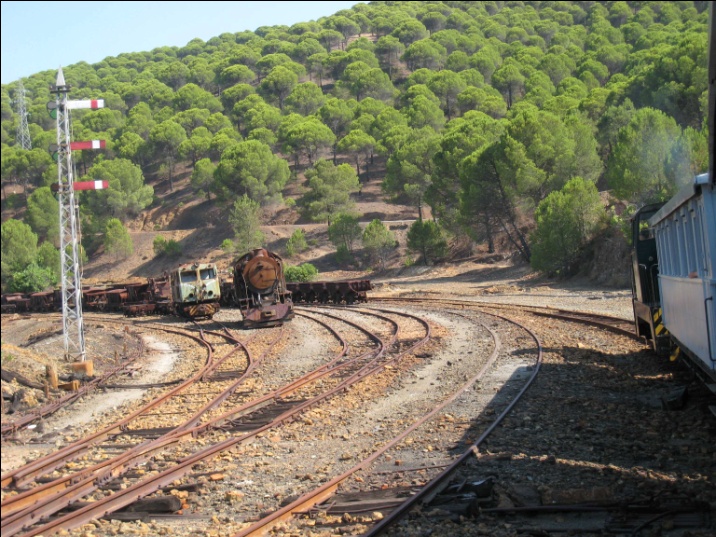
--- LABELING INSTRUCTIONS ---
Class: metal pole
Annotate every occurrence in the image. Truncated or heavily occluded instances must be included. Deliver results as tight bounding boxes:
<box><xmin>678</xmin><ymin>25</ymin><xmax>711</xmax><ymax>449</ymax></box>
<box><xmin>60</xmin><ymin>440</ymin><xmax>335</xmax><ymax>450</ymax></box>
<box><xmin>53</xmin><ymin>67</ymin><xmax>86</xmax><ymax>362</ymax></box>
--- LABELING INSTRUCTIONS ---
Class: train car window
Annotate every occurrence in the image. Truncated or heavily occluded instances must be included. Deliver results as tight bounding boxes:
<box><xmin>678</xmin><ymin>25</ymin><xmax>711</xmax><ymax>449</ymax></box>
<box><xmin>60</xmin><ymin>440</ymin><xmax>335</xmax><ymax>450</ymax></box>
<box><xmin>638</xmin><ymin>226</ymin><xmax>653</xmax><ymax>241</ymax></box>
<box><xmin>200</xmin><ymin>267</ymin><xmax>216</xmax><ymax>280</ymax></box>
<box><xmin>684</xmin><ymin>208</ymin><xmax>698</xmax><ymax>277</ymax></box>
<box><xmin>692</xmin><ymin>207</ymin><xmax>706</xmax><ymax>275</ymax></box>
<box><xmin>675</xmin><ymin>215</ymin><xmax>686</xmax><ymax>277</ymax></box>
<box><xmin>180</xmin><ymin>271</ymin><xmax>197</xmax><ymax>284</ymax></box>
<box><xmin>664</xmin><ymin>221</ymin><xmax>674</xmax><ymax>276</ymax></box>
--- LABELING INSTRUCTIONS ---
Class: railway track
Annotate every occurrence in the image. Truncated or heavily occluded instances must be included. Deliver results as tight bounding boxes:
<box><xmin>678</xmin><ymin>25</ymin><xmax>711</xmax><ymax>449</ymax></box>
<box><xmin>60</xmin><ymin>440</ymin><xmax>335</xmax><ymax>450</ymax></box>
<box><xmin>1</xmin><ymin>314</ymin><xmax>149</xmax><ymax>438</ymax></box>
<box><xmin>227</xmin><ymin>305</ymin><xmax>541</xmax><ymax>536</ymax></box>
<box><xmin>0</xmin><ymin>306</ymin><xmax>430</xmax><ymax>536</ymax></box>
<box><xmin>2</xmin><ymin>300</ymin><xmax>712</xmax><ymax>537</ymax></box>
<box><xmin>375</xmin><ymin>296</ymin><xmax>637</xmax><ymax>338</ymax></box>
<box><xmin>225</xmin><ymin>301</ymin><xmax>705</xmax><ymax>537</ymax></box>
<box><xmin>1</xmin><ymin>313</ymin><xmax>208</xmax><ymax>438</ymax></box>
<box><xmin>1</xmin><ymin>324</ymin><xmax>252</xmax><ymax>534</ymax></box>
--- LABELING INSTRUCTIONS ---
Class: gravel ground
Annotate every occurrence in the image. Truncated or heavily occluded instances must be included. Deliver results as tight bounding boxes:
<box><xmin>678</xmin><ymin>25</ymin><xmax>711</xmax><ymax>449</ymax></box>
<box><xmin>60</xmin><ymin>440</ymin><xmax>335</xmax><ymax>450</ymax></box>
<box><xmin>1</xmin><ymin>261</ymin><xmax>714</xmax><ymax>537</ymax></box>
<box><xmin>381</xmin><ymin>305</ymin><xmax>715</xmax><ymax>537</ymax></box>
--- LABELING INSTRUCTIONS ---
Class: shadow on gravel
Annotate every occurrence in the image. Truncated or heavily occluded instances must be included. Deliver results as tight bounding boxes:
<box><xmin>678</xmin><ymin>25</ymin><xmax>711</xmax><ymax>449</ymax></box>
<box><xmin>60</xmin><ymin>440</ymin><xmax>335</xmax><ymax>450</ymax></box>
<box><xmin>423</xmin><ymin>348</ymin><xmax>713</xmax><ymax>534</ymax></box>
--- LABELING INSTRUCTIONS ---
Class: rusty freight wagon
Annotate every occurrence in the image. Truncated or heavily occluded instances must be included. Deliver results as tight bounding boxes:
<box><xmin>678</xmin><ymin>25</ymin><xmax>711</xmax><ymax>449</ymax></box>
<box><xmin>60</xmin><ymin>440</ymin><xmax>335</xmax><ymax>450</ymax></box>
<box><xmin>287</xmin><ymin>280</ymin><xmax>372</xmax><ymax>305</ymax></box>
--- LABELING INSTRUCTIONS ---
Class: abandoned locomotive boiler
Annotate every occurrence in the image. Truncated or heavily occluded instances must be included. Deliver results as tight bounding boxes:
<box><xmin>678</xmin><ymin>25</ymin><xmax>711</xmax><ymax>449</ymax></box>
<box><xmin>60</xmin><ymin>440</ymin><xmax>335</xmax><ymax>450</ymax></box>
<box><xmin>233</xmin><ymin>248</ymin><xmax>294</xmax><ymax>328</ymax></box>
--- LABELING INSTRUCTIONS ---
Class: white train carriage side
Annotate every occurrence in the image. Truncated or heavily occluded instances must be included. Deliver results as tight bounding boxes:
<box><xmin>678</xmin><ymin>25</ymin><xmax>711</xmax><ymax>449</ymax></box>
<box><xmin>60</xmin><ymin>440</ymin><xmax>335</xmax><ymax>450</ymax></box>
<box><xmin>649</xmin><ymin>173</ymin><xmax>716</xmax><ymax>383</ymax></box>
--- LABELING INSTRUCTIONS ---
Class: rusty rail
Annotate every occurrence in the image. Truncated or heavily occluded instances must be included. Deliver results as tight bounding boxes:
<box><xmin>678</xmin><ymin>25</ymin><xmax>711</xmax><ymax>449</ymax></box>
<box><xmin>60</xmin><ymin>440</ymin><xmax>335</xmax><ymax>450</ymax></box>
<box><xmin>1</xmin><ymin>326</ymin><xmax>257</xmax><ymax>531</ymax></box>
<box><xmin>10</xmin><ymin>307</ymin><xmax>413</xmax><ymax>536</ymax></box>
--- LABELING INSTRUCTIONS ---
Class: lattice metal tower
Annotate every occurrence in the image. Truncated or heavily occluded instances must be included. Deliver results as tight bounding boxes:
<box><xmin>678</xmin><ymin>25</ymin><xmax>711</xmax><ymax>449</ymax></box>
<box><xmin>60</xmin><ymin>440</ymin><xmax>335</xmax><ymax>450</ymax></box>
<box><xmin>52</xmin><ymin>67</ymin><xmax>86</xmax><ymax>362</ymax></box>
<box><xmin>15</xmin><ymin>81</ymin><xmax>32</xmax><ymax>150</ymax></box>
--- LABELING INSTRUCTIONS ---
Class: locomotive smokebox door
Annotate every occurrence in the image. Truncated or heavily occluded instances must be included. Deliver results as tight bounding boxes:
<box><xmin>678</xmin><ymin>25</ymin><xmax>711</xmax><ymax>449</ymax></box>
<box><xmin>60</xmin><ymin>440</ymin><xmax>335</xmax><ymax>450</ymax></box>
<box><xmin>242</xmin><ymin>254</ymin><xmax>279</xmax><ymax>294</ymax></box>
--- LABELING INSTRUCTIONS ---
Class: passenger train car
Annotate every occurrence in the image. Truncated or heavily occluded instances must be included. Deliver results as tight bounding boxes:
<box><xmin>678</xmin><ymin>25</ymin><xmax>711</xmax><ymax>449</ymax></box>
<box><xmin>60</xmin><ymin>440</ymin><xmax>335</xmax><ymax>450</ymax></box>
<box><xmin>631</xmin><ymin>174</ymin><xmax>716</xmax><ymax>384</ymax></box>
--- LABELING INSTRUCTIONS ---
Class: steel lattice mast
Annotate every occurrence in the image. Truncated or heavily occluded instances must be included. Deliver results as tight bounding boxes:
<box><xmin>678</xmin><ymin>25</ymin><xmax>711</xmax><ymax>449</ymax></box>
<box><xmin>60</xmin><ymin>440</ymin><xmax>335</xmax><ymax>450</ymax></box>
<box><xmin>16</xmin><ymin>81</ymin><xmax>32</xmax><ymax>150</ymax></box>
<box><xmin>52</xmin><ymin>67</ymin><xmax>86</xmax><ymax>362</ymax></box>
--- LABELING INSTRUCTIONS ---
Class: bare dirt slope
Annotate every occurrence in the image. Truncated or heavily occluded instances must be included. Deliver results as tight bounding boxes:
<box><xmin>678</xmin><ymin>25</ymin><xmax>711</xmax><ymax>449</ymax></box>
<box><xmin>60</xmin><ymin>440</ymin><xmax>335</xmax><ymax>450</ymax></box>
<box><xmin>83</xmin><ymin>161</ymin><xmax>424</xmax><ymax>283</ymax></box>
<box><xmin>79</xmin><ymin>160</ymin><xmax>629</xmax><ymax>289</ymax></box>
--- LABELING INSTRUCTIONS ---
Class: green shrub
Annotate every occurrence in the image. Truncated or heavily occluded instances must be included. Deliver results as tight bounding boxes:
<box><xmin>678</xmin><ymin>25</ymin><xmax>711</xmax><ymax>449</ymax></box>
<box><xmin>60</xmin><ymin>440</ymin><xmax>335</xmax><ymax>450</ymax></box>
<box><xmin>530</xmin><ymin>177</ymin><xmax>604</xmax><ymax>274</ymax></box>
<box><xmin>612</xmin><ymin>205</ymin><xmax>635</xmax><ymax>245</ymax></box>
<box><xmin>104</xmin><ymin>219</ymin><xmax>133</xmax><ymax>260</ymax></box>
<box><xmin>164</xmin><ymin>239</ymin><xmax>182</xmax><ymax>257</ymax></box>
<box><xmin>285</xmin><ymin>229</ymin><xmax>308</xmax><ymax>257</ymax></box>
<box><xmin>285</xmin><ymin>263</ymin><xmax>318</xmax><ymax>282</ymax></box>
<box><xmin>362</xmin><ymin>219</ymin><xmax>397</xmax><ymax>270</ymax></box>
<box><xmin>9</xmin><ymin>263</ymin><xmax>57</xmax><ymax>293</ymax></box>
<box><xmin>221</xmin><ymin>238</ymin><xmax>235</xmax><ymax>252</ymax></box>
<box><xmin>153</xmin><ymin>236</ymin><xmax>167</xmax><ymax>255</ymax></box>
<box><xmin>328</xmin><ymin>213</ymin><xmax>361</xmax><ymax>253</ymax></box>
<box><xmin>407</xmin><ymin>220</ymin><xmax>448</xmax><ymax>265</ymax></box>
<box><xmin>37</xmin><ymin>242</ymin><xmax>60</xmax><ymax>281</ymax></box>
<box><xmin>154</xmin><ymin>235</ymin><xmax>182</xmax><ymax>257</ymax></box>
<box><xmin>335</xmin><ymin>244</ymin><xmax>354</xmax><ymax>266</ymax></box>
<box><xmin>229</xmin><ymin>194</ymin><xmax>264</xmax><ymax>253</ymax></box>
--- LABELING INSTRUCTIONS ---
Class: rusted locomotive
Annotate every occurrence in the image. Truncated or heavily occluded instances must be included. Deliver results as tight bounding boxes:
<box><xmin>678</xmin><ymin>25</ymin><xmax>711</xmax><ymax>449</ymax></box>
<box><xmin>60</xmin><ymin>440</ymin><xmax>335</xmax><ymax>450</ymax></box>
<box><xmin>233</xmin><ymin>248</ymin><xmax>294</xmax><ymax>328</ymax></box>
<box><xmin>169</xmin><ymin>262</ymin><xmax>221</xmax><ymax>320</ymax></box>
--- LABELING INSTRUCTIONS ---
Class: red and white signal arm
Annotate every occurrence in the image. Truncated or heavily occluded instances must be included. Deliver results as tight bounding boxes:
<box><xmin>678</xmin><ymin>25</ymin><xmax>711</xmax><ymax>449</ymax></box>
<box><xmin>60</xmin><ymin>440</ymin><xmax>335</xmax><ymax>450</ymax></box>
<box><xmin>66</xmin><ymin>99</ymin><xmax>105</xmax><ymax>110</ymax></box>
<box><xmin>51</xmin><ymin>180</ymin><xmax>109</xmax><ymax>192</ymax></box>
<box><xmin>73</xmin><ymin>180</ymin><xmax>109</xmax><ymax>191</ymax></box>
<box><xmin>70</xmin><ymin>140</ymin><xmax>106</xmax><ymax>150</ymax></box>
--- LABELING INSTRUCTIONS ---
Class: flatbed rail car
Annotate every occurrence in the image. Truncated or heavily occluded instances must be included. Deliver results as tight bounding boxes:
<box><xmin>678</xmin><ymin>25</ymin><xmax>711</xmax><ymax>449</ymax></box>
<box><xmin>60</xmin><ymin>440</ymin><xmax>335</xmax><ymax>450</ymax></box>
<box><xmin>287</xmin><ymin>280</ymin><xmax>373</xmax><ymax>305</ymax></box>
<box><xmin>122</xmin><ymin>274</ymin><xmax>173</xmax><ymax>317</ymax></box>
<box><xmin>220</xmin><ymin>278</ymin><xmax>374</xmax><ymax>306</ymax></box>
<box><xmin>28</xmin><ymin>291</ymin><xmax>56</xmax><ymax>312</ymax></box>
<box><xmin>83</xmin><ymin>287</ymin><xmax>111</xmax><ymax>312</ymax></box>
<box><xmin>1</xmin><ymin>273</ymin><xmax>202</xmax><ymax>319</ymax></box>
<box><xmin>83</xmin><ymin>281</ymin><xmax>153</xmax><ymax>313</ymax></box>
<box><xmin>1</xmin><ymin>293</ymin><xmax>30</xmax><ymax>314</ymax></box>
<box><xmin>631</xmin><ymin>173</ymin><xmax>716</xmax><ymax>383</ymax></box>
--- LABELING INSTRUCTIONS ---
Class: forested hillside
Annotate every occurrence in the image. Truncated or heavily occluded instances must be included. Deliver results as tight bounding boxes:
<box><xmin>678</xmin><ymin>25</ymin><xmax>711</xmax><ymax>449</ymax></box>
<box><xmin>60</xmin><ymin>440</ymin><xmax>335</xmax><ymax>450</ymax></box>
<box><xmin>1</xmin><ymin>1</ymin><xmax>710</xmax><ymax>293</ymax></box>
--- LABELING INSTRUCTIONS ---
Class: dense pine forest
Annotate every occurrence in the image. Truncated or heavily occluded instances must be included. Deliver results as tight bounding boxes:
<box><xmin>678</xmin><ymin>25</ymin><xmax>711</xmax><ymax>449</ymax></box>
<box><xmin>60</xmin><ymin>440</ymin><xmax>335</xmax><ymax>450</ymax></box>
<box><xmin>0</xmin><ymin>1</ymin><xmax>710</xmax><ymax>293</ymax></box>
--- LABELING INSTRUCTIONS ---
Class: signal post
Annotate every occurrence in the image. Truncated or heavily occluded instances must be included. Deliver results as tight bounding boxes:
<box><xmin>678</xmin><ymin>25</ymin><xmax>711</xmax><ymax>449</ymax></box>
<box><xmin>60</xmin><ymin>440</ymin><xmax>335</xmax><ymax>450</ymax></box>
<box><xmin>48</xmin><ymin>67</ymin><xmax>105</xmax><ymax>371</ymax></box>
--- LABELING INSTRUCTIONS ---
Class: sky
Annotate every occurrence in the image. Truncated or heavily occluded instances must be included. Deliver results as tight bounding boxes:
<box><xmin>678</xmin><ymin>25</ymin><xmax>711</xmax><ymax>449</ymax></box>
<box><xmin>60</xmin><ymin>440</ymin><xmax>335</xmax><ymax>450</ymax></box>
<box><xmin>1</xmin><ymin>1</ymin><xmax>360</xmax><ymax>84</ymax></box>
